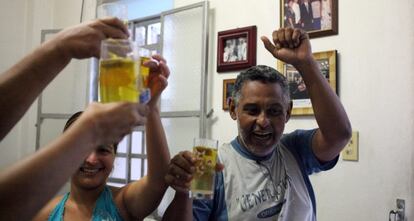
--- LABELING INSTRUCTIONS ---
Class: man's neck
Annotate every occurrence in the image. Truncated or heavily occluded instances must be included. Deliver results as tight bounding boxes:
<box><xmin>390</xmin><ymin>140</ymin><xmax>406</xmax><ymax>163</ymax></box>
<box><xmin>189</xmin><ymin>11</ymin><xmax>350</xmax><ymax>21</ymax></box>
<box><xmin>235</xmin><ymin>136</ymin><xmax>276</xmax><ymax>161</ymax></box>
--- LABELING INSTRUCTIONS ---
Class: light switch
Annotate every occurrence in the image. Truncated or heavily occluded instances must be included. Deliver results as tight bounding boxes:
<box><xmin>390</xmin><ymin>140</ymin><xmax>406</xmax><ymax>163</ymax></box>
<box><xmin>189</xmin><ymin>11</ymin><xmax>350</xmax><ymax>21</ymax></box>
<box><xmin>342</xmin><ymin>131</ymin><xmax>359</xmax><ymax>161</ymax></box>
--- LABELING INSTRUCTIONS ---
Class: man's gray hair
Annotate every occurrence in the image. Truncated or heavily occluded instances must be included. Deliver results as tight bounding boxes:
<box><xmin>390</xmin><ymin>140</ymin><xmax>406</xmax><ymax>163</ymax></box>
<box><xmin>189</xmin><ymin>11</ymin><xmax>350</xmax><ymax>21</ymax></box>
<box><xmin>232</xmin><ymin>65</ymin><xmax>291</xmax><ymax>106</ymax></box>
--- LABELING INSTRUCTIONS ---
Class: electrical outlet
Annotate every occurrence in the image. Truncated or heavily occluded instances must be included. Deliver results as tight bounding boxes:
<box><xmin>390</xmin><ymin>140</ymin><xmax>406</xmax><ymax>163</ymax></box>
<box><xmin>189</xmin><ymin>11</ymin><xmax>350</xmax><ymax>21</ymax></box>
<box><xmin>342</xmin><ymin>131</ymin><xmax>359</xmax><ymax>161</ymax></box>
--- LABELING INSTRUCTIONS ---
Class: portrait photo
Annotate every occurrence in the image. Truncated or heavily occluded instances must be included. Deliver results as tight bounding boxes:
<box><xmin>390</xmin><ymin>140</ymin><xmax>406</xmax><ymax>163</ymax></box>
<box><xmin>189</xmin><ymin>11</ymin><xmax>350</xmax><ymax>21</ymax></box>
<box><xmin>280</xmin><ymin>0</ymin><xmax>338</xmax><ymax>38</ymax></box>
<box><xmin>222</xmin><ymin>79</ymin><xmax>236</xmax><ymax>110</ymax></box>
<box><xmin>217</xmin><ymin>26</ymin><xmax>256</xmax><ymax>72</ymax></box>
<box><xmin>222</xmin><ymin>37</ymin><xmax>247</xmax><ymax>63</ymax></box>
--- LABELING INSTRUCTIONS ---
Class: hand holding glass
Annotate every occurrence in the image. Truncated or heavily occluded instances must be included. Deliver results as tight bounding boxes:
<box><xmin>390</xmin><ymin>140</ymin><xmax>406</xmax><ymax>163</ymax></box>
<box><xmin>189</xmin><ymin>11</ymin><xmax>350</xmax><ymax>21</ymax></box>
<box><xmin>99</xmin><ymin>39</ymin><xmax>151</xmax><ymax>103</ymax></box>
<box><xmin>191</xmin><ymin>138</ymin><xmax>218</xmax><ymax>199</ymax></box>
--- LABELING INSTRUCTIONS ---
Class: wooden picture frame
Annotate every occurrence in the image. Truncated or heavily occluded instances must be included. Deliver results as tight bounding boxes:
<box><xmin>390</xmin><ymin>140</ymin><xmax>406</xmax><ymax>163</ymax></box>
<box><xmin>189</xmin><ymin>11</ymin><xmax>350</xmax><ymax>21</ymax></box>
<box><xmin>223</xmin><ymin>79</ymin><xmax>236</xmax><ymax>110</ymax></box>
<box><xmin>277</xmin><ymin>50</ymin><xmax>337</xmax><ymax>115</ymax></box>
<box><xmin>280</xmin><ymin>0</ymin><xmax>338</xmax><ymax>38</ymax></box>
<box><xmin>217</xmin><ymin>26</ymin><xmax>257</xmax><ymax>72</ymax></box>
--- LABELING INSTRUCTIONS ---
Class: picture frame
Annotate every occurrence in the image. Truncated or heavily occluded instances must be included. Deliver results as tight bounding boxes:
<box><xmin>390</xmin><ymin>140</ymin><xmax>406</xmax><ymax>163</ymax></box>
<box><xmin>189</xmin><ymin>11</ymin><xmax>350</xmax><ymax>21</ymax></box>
<box><xmin>217</xmin><ymin>26</ymin><xmax>257</xmax><ymax>72</ymax></box>
<box><xmin>280</xmin><ymin>0</ymin><xmax>338</xmax><ymax>38</ymax></box>
<box><xmin>277</xmin><ymin>50</ymin><xmax>337</xmax><ymax>116</ymax></box>
<box><xmin>222</xmin><ymin>79</ymin><xmax>236</xmax><ymax>110</ymax></box>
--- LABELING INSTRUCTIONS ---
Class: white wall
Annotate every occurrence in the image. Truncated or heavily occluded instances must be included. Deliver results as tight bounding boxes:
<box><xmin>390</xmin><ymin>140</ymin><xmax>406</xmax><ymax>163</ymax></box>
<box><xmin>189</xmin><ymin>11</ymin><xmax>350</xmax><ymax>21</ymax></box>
<box><xmin>0</xmin><ymin>0</ymin><xmax>85</xmax><ymax>166</ymax></box>
<box><xmin>0</xmin><ymin>0</ymin><xmax>29</xmax><ymax>168</ymax></box>
<box><xmin>0</xmin><ymin>0</ymin><xmax>413</xmax><ymax>220</ymax></box>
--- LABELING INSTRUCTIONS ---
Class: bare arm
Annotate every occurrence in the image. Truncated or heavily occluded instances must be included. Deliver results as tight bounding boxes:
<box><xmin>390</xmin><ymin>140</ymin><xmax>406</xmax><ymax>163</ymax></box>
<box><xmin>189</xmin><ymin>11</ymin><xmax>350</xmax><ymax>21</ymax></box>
<box><xmin>163</xmin><ymin>151</ymin><xmax>196</xmax><ymax>221</ymax></box>
<box><xmin>121</xmin><ymin>55</ymin><xmax>171</xmax><ymax>219</ymax></box>
<box><xmin>162</xmin><ymin>192</ymin><xmax>193</xmax><ymax>221</ymax></box>
<box><xmin>0</xmin><ymin>17</ymin><xmax>129</xmax><ymax>141</ymax></box>
<box><xmin>0</xmin><ymin>102</ymin><xmax>148</xmax><ymax>221</ymax></box>
<box><xmin>261</xmin><ymin>28</ymin><xmax>352</xmax><ymax>162</ymax></box>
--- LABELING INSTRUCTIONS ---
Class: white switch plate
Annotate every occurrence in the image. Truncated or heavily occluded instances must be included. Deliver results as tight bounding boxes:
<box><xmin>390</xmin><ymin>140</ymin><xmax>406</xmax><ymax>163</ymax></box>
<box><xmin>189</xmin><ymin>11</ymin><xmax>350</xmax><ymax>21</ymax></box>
<box><xmin>342</xmin><ymin>131</ymin><xmax>359</xmax><ymax>161</ymax></box>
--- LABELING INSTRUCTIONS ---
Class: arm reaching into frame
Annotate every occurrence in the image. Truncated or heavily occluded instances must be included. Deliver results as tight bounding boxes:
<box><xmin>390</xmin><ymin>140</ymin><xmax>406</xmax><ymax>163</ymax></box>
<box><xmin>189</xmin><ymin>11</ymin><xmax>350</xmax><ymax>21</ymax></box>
<box><xmin>0</xmin><ymin>17</ymin><xmax>129</xmax><ymax>141</ymax></box>
<box><xmin>114</xmin><ymin>55</ymin><xmax>173</xmax><ymax>220</ymax></box>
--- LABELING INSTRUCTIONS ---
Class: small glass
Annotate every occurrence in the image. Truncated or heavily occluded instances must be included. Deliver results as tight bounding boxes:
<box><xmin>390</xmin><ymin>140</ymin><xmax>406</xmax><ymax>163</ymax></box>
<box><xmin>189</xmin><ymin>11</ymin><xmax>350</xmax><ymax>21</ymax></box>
<box><xmin>191</xmin><ymin>138</ymin><xmax>219</xmax><ymax>200</ymax></box>
<box><xmin>98</xmin><ymin>39</ymin><xmax>151</xmax><ymax>103</ymax></box>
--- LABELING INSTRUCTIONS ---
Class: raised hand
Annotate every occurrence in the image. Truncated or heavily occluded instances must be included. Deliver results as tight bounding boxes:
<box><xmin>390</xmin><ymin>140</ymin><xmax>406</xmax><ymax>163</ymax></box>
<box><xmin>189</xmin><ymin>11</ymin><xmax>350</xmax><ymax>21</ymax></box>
<box><xmin>46</xmin><ymin>17</ymin><xmax>129</xmax><ymax>60</ymax></box>
<box><xmin>144</xmin><ymin>54</ymin><xmax>170</xmax><ymax>109</ymax></box>
<box><xmin>260</xmin><ymin>28</ymin><xmax>313</xmax><ymax>68</ymax></box>
<box><xmin>73</xmin><ymin>102</ymin><xmax>148</xmax><ymax>146</ymax></box>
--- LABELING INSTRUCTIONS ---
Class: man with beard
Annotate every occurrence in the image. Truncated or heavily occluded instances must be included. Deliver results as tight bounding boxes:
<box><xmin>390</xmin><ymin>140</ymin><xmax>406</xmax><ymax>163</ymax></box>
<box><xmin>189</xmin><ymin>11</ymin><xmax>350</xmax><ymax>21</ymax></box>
<box><xmin>162</xmin><ymin>27</ymin><xmax>351</xmax><ymax>221</ymax></box>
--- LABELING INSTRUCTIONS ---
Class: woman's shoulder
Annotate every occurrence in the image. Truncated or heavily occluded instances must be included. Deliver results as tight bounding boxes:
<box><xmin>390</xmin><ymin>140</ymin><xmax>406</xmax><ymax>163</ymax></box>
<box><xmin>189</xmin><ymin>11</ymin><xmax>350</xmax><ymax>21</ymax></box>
<box><xmin>32</xmin><ymin>195</ymin><xmax>66</xmax><ymax>221</ymax></box>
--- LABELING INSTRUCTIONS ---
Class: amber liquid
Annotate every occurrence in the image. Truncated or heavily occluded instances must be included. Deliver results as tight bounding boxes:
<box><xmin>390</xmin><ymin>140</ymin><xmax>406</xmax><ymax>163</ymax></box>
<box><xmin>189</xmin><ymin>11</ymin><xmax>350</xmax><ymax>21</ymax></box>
<box><xmin>191</xmin><ymin>146</ymin><xmax>218</xmax><ymax>199</ymax></box>
<box><xmin>140</xmin><ymin>56</ymin><xmax>150</xmax><ymax>87</ymax></box>
<box><xmin>99</xmin><ymin>57</ymin><xmax>150</xmax><ymax>103</ymax></box>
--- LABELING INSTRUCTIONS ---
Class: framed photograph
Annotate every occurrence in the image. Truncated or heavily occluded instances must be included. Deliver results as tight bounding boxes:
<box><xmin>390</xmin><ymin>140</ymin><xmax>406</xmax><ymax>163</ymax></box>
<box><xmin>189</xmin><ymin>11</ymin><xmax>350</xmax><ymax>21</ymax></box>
<box><xmin>217</xmin><ymin>26</ymin><xmax>257</xmax><ymax>72</ymax></box>
<box><xmin>277</xmin><ymin>50</ymin><xmax>337</xmax><ymax>115</ymax></box>
<box><xmin>223</xmin><ymin>79</ymin><xmax>236</xmax><ymax>110</ymax></box>
<box><xmin>280</xmin><ymin>0</ymin><xmax>338</xmax><ymax>38</ymax></box>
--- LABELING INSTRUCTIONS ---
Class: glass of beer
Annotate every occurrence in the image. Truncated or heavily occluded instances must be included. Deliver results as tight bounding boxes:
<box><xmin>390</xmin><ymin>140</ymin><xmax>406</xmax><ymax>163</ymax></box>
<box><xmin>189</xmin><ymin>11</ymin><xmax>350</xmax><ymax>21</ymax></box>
<box><xmin>99</xmin><ymin>39</ymin><xmax>151</xmax><ymax>103</ymax></box>
<box><xmin>191</xmin><ymin>138</ymin><xmax>219</xmax><ymax>200</ymax></box>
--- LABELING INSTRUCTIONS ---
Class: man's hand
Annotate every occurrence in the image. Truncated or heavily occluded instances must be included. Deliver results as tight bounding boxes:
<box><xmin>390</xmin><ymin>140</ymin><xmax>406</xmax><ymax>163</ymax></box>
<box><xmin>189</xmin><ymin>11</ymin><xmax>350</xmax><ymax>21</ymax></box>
<box><xmin>260</xmin><ymin>28</ymin><xmax>313</xmax><ymax>69</ymax></box>
<box><xmin>165</xmin><ymin>151</ymin><xmax>224</xmax><ymax>193</ymax></box>
<box><xmin>165</xmin><ymin>151</ymin><xmax>196</xmax><ymax>193</ymax></box>
<box><xmin>46</xmin><ymin>17</ymin><xmax>129</xmax><ymax>60</ymax></box>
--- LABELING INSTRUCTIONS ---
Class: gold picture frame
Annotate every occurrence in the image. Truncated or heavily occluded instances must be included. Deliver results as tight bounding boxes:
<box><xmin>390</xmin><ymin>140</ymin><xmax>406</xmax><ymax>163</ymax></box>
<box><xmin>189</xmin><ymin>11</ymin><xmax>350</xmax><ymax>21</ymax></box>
<box><xmin>277</xmin><ymin>50</ymin><xmax>337</xmax><ymax>116</ymax></box>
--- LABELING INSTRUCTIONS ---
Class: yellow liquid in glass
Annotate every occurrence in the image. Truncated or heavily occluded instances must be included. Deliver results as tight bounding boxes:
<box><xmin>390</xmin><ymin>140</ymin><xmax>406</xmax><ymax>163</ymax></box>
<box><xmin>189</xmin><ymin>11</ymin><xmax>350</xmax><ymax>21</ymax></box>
<box><xmin>99</xmin><ymin>58</ymin><xmax>138</xmax><ymax>103</ymax></box>
<box><xmin>140</xmin><ymin>56</ymin><xmax>150</xmax><ymax>87</ymax></box>
<box><xmin>191</xmin><ymin>146</ymin><xmax>218</xmax><ymax>197</ymax></box>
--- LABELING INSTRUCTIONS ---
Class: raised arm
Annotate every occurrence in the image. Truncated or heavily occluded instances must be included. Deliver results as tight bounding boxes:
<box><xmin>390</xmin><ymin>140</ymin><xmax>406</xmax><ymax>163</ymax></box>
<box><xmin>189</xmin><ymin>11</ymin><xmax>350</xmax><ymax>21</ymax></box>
<box><xmin>261</xmin><ymin>28</ymin><xmax>351</xmax><ymax>162</ymax></box>
<box><xmin>0</xmin><ymin>17</ymin><xmax>129</xmax><ymax>141</ymax></box>
<box><xmin>0</xmin><ymin>102</ymin><xmax>148</xmax><ymax>221</ymax></box>
<box><xmin>120</xmin><ymin>55</ymin><xmax>172</xmax><ymax>219</ymax></box>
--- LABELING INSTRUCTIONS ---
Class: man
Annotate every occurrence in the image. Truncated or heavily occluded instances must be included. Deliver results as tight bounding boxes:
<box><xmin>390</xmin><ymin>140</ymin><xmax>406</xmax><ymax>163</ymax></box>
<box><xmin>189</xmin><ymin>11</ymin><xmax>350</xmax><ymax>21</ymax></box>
<box><xmin>162</xmin><ymin>27</ymin><xmax>351</xmax><ymax>221</ymax></box>
<box><xmin>0</xmin><ymin>18</ymin><xmax>156</xmax><ymax>220</ymax></box>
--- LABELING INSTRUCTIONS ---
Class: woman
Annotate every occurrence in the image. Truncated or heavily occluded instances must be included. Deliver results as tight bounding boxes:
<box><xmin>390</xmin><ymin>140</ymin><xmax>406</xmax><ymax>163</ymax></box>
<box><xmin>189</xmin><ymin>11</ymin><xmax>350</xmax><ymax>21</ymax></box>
<box><xmin>33</xmin><ymin>55</ymin><xmax>171</xmax><ymax>221</ymax></box>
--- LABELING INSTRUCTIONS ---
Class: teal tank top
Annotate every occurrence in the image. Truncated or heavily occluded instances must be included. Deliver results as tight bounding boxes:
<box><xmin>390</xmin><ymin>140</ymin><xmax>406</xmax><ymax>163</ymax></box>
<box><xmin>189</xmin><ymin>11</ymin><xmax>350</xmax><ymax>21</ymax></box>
<box><xmin>48</xmin><ymin>186</ymin><xmax>124</xmax><ymax>221</ymax></box>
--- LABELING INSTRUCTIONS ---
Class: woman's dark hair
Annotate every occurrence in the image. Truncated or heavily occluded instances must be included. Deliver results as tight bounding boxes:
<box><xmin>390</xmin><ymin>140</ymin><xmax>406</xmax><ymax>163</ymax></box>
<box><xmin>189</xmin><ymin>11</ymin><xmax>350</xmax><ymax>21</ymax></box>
<box><xmin>63</xmin><ymin>111</ymin><xmax>118</xmax><ymax>153</ymax></box>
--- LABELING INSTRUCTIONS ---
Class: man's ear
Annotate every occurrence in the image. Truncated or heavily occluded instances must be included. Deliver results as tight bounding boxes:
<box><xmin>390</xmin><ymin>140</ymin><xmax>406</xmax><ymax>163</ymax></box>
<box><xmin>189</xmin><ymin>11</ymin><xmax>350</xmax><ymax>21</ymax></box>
<box><xmin>229</xmin><ymin>97</ymin><xmax>237</xmax><ymax>120</ymax></box>
<box><xmin>285</xmin><ymin>101</ymin><xmax>293</xmax><ymax>123</ymax></box>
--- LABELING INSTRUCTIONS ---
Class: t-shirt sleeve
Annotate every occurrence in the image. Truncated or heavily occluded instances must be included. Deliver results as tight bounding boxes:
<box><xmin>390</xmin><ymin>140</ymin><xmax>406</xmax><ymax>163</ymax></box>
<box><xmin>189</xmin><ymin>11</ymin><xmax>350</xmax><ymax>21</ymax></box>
<box><xmin>192</xmin><ymin>171</ymin><xmax>228</xmax><ymax>220</ymax></box>
<box><xmin>281</xmin><ymin>129</ymin><xmax>338</xmax><ymax>175</ymax></box>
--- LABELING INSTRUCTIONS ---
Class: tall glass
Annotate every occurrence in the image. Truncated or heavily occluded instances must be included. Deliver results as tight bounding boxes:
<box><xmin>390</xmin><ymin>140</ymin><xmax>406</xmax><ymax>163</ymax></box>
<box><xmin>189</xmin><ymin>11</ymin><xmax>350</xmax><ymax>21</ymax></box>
<box><xmin>99</xmin><ymin>39</ymin><xmax>151</xmax><ymax>103</ymax></box>
<box><xmin>191</xmin><ymin>138</ymin><xmax>219</xmax><ymax>199</ymax></box>
<box><xmin>97</xmin><ymin>2</ymin><xmax>128</xmax><ymax>24</ymax></box>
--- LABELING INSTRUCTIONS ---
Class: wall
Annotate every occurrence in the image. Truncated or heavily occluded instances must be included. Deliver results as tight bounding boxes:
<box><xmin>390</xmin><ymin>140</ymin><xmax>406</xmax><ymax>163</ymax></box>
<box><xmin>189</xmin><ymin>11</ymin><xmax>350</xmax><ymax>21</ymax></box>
<box><xmin>0</xmin><ymin>0</ymin><xmax>28</xmax><ymax>168</ymax></box>
<box><xmin>0</xmin><ymin>0</ymin><xmax>413</xmax><ymax>220</ymax></box>
<box><xmin>0</xmin><ymin>0</ymin><xmax>84</xmax><ymax>163</ymax></box>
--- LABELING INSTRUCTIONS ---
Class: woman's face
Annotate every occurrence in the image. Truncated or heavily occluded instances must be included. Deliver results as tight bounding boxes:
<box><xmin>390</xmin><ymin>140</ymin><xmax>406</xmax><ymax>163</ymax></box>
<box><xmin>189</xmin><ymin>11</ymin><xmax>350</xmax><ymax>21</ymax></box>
<box><xmin>71</xmin><ymin>144</ymin><xmax>116</xmax><ymax>190</ymax></box>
